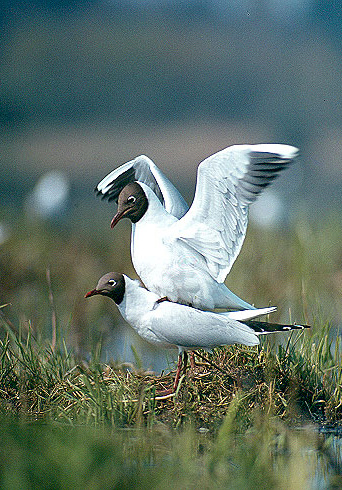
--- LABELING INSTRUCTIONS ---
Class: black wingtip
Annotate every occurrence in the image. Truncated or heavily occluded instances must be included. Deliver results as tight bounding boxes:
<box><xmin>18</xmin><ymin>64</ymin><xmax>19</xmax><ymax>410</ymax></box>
<box><xmin>95</xmin><ymin>189</ymin><xmax>107</xmax><ymax>200</ymax></box>
<box><xmin>244</xmin><ymin>320</ymin><xmax>311</xmax><ymax>333</ymax></box>
<box><xmin>94</xmin><ymin>187</ymin><xmax>111</xmax><ymax>201</ymax></box>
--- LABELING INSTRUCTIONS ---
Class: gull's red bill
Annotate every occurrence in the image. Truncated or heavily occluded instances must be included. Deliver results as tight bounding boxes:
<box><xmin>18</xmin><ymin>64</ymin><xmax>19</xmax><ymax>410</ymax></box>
<box><xmin>84</xmin><ymin>289</ymin><xmax>98</xmax><ymax>298</ymax></box>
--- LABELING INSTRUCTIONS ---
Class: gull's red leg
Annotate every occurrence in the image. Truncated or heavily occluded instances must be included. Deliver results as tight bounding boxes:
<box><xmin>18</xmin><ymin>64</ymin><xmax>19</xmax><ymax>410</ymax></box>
<box><xmin>172</xmin><ymin>353</ymin><xmax>183</xmax><ymax>392</ymax></box>
<box><xmin>189</xmin><ymin>351</ymin><xmax>196</xmax><ymax>370</ymax></box>
<box><xmin>156</xmin><ymin>296</ymin><xmax>169</xmax><ymax>304</ymax></box>
<box><xmin>172</xmin><ymin>351</ymin><xmax>189</xmax><ymax>392</ymax></box>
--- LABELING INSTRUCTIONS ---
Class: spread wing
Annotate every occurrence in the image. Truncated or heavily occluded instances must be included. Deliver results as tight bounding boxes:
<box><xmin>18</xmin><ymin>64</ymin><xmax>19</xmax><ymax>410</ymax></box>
<box><xmin>95</xmin><ymin>155</ymin><xmax>189</xmax><ymax>219</ymax></box>
<box><xmin>166</xmin><ymin>144</ymin><xmax>299</xmax><ymax>282</ymax></box>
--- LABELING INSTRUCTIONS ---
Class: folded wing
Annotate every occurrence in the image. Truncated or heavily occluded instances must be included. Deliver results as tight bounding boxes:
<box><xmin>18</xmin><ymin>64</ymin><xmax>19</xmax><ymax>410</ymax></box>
<box><xmin>148</xmin><ymin>308</ymin><xmax>260</xmax><ymax>349</ymax></box>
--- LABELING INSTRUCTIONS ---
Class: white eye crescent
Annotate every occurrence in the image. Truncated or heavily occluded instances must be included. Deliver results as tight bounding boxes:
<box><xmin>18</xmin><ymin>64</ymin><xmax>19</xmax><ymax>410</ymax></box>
<box><xmin>108</xmin><ymin>279</ymin><xmax>116</xmax><ymax>286</ymax></box>
<box><xmin>127</xmin><ymin>195</ymin><xmax>136</xmax><ymax>204</ymax></box>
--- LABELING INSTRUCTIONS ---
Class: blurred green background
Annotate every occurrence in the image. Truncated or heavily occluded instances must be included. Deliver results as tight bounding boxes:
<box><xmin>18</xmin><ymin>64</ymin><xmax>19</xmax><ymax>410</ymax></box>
<box><xmin>1</xmin><ymin>0</ymin><xmax>342</xmax><ymax>367</ymax></box>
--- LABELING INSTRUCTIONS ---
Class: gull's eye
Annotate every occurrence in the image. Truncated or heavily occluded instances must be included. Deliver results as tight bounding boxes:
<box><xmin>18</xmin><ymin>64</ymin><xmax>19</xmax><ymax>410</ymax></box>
<box><xmin>127</xmin><ymin>195</ymin><xmax>136</xmax><ymax>204</ymax></box>
<box><xmin>108</xmin><ymin>279</ymin><xmax>116</xmax><ymax>286</ymax></box>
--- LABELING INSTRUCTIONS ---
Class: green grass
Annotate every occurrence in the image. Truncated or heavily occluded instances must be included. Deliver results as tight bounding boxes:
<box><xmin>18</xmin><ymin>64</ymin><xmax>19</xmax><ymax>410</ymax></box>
<box><xmin>0</xmin><ymin>317</ymin><xmax>341</xmax><ymax>488</ymax></box>
<box><xmin>0</xmin><ymin>321</ymin><xmax>341</xmax><ymax>428</ymax></box>
<box><xmin>0</xmin><ymin>213</ymin><xmax>341</xmax><ymax>488</ymax></box>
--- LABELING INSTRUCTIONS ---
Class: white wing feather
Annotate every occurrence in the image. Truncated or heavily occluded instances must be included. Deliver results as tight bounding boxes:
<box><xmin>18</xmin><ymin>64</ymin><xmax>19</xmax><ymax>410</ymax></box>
<box><xmin>96</xmin><ymin>155</ymin><xmax>188</xmax><ymax>219</ymax></box>
<box><xmin>165</xmin><ymin>144</ymin><xmax>298</xmax><ymax>282</ymax></box>
<box><xmin>147</xmin><ymin>304</ymin><xmax>260</xmax><ymax>349</ymax></box>
<box><xmin>224</xmin><ymin>306</ymin><xmax>276</xmax><ymax>321</ymax></box>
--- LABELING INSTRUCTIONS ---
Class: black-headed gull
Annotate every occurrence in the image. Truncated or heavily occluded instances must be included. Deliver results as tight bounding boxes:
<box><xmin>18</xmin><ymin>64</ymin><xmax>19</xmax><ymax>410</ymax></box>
<box><xmin>85</xmin><ymin>272</ymin><xmax>309</xmax><ymax>393</ymax></box>
<box><xmin>96</xmin><ymin>144</ymin><xmax>298</xmax><ymax>310</ymax></box>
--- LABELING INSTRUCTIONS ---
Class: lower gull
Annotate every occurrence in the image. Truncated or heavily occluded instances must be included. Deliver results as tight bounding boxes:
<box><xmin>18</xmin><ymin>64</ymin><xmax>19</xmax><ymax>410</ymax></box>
<box><xmin>85</xmin><ymin>273</ymin><xmax>310</xmax><ymax>393</ymax></box>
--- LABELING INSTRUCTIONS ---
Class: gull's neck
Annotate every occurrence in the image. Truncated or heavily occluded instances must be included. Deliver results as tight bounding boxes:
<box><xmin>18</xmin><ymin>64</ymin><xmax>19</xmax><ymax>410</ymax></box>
<box><xmin>117</xmin><ymin>275</ymin><xmax>158</xmax><ymax>326</ymax></box>
<box><xmin>136</xmin><ymin>182</ymin><xmax>178</xmax><ymax>227</ymax></box>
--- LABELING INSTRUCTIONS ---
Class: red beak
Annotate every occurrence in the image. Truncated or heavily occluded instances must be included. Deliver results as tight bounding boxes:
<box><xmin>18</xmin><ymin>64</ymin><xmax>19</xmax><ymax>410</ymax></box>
<box><xmin>84</xmin><ymin>289</ymin><xmax>99</xmax><ymax>298</ymax></box>
<box><xmin>110</xmin><ymin>209</ymin><xmax>129</xmax><ymax>229</ymax></box>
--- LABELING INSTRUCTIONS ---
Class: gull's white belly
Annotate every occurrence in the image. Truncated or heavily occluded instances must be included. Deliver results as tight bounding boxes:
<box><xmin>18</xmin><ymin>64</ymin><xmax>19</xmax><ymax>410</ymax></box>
<box><xmin>131</xmin><ymin>224</ymin><xmax>211</xmax><ymax>306</ymax></box>
<box><xmin>130</xmin><ymin>219</ymin><xmax>254</xmax><ymax>311</ymax></box>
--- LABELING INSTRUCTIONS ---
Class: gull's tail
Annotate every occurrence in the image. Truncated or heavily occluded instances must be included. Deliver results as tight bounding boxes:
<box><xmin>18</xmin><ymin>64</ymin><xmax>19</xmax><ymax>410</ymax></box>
<box><xmin>225</xmin><ymin>306</ymin><xmax>276</xmax><ymax>321</ymax></box>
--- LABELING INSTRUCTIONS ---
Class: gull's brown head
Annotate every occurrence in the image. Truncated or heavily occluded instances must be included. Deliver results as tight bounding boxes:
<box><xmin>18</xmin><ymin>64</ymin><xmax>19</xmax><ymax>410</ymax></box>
<box><xmin>85</xmin><ymin>272</ymin><xmax>125</xmax><ymax>305</ymax></box>
<box><xmin>110</xmin><ymin>182</ymin><xmax>148</xmax><ymax>228</ymax></box>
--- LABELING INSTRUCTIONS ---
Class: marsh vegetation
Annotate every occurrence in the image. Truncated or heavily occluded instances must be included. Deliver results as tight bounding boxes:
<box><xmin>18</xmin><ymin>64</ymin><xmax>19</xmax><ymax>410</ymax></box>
<box><xmin>0</xmin><ymin>214</ymin><xmax>341</xmax><ymax>488</ymax></box>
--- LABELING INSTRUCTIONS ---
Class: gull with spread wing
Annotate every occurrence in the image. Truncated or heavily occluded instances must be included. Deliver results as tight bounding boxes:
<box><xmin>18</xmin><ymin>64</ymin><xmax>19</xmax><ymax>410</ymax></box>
<box><xmin>96</xmin><ymin>144</ymin><xmax>298</xmax><ymax>310</ymax></box>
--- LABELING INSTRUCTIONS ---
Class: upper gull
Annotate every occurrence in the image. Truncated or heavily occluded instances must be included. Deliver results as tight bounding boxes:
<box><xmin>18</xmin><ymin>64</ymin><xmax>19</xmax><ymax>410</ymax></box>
<box><xmin>96</xmin><ymin>144</ymin><xmax>299</xmax><ymax>310</ymax></box>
